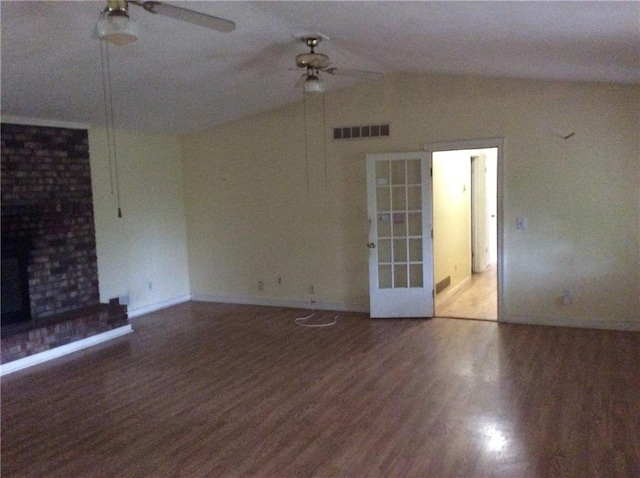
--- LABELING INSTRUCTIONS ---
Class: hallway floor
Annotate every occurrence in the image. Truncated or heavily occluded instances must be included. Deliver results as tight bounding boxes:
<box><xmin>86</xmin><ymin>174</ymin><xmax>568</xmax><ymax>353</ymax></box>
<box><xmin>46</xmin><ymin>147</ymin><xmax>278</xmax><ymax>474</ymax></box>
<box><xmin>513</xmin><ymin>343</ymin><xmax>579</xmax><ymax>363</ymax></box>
<box><xmin>435</xmin><ymin>264</ymin><xmax>497</xmax><ymax>320</ymax></box>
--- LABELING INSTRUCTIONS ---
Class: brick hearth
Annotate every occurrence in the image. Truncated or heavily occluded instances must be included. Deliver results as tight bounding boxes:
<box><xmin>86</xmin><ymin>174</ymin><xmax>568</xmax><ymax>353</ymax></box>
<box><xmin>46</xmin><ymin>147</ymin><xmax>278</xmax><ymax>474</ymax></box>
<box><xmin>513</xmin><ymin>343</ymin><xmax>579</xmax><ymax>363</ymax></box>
<box><xmin>1</xmin><ymin>302</ymin><xmax>127</xmax><ymax>364</ymax></box>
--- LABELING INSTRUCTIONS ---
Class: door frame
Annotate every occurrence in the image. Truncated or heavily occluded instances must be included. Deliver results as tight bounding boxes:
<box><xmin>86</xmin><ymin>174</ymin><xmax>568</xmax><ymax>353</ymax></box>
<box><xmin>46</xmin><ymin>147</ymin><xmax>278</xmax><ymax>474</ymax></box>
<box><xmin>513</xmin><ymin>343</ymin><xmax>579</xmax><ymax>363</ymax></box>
<box><xmin>424</xmin><ymin>138</ymin><xmax>504</xmax><ymax>322</ymax></box>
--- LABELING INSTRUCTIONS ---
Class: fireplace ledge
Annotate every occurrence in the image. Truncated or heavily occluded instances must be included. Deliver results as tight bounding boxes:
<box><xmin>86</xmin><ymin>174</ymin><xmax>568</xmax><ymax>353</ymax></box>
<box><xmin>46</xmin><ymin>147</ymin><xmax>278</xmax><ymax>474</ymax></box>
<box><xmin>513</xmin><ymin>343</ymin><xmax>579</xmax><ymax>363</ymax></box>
<box><xmin>1</xmin><ymin>303</ymin><xmax>128</xmax><ymax>364</ymax></box>
<box><xmin>0</xmin><ymin>324</ymin><xmax>132</xmax><ymax>376</ymax></box>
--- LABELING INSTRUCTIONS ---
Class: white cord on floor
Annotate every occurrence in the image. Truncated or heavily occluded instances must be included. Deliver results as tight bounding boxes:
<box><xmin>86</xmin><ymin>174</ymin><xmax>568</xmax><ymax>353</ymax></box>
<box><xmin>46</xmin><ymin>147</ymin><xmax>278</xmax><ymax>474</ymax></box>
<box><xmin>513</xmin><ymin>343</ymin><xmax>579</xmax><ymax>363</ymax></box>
<box><xmin>294</xmin><ymin>305</ymin><xmax>338</xmax><ymax>328</ymax></box>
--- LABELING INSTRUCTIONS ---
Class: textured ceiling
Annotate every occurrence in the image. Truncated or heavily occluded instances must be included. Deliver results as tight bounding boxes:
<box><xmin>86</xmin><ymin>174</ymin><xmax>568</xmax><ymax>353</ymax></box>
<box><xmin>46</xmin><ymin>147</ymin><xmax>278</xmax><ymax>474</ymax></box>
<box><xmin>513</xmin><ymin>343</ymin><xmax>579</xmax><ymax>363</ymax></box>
<box><xmin>2</xmin><ymin>1</ymin><xmax>638</xmax><ymax>133</ymax></box>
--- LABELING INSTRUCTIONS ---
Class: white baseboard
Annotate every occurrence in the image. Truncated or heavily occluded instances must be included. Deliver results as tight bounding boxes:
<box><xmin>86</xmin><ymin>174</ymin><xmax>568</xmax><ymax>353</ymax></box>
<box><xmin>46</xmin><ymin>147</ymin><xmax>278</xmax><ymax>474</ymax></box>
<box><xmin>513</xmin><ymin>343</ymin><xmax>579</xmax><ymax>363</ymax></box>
<box><xmin>127</xmin><ymin>294</ymin><xmax>192</xmax><ymax>319</ymax></box>
<box><xmin>435</xmin><ymin>275</ymin><xmax>472</xmax><ymax>305</ymax></box>
<box><xmin>191</xmin><ymin>294</ymin><xmax>369</xmax><ymax>314</ymax></box>
<box><xmin>502</xmin><ymin>314</ymin><xmax>640</xmax><ymax>331</ymax></box>
<box><xmin>1</xmin><ymin>325</ymin><xmax>133</xmax><ymax>376</ymax></box>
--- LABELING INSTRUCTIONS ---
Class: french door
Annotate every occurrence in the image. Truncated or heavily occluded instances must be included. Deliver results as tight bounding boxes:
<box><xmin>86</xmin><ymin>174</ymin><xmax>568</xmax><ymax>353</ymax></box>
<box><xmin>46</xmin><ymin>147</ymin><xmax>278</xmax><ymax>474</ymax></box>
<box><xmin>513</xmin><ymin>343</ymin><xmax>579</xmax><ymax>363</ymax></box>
<box><xmin>366</xmin><ymin>152</ymin><xmax>434</xmax><ymax>318</ymax></box>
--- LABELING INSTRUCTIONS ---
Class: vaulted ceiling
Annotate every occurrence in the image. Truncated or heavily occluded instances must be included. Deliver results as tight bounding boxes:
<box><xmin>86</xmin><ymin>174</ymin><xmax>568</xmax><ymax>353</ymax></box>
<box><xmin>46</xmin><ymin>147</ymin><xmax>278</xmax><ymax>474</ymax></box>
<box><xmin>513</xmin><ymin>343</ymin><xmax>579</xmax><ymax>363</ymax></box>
<box><xmin>2</xmin><ymin>1</ymin><xmax>638</xmax><ymax>133</ymax></box>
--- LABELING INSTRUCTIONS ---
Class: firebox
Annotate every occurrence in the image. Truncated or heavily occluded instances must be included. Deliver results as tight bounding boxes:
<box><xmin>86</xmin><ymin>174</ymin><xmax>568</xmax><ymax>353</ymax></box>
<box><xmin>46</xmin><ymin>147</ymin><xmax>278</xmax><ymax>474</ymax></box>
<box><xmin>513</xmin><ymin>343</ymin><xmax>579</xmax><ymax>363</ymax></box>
<box><xmin>1</xmin><ymin>239</ymin><xmax>32</xmax><ymax>325</ymax></box>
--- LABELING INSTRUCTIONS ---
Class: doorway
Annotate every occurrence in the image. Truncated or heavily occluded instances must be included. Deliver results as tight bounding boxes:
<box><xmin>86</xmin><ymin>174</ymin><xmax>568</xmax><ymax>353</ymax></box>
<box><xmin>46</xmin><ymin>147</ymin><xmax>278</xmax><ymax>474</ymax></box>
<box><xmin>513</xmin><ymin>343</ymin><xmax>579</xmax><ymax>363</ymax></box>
<box><xmin>426</xmin><ymin>140</ymin><xmax>501</xmax><ymax>321</ymax></box>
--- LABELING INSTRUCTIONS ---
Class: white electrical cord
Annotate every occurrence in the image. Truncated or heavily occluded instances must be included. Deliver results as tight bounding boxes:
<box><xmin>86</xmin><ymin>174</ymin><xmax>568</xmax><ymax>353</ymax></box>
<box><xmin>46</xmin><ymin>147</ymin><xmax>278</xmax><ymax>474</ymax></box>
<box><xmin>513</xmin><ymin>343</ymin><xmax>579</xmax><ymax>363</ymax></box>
<box><xmin>295</xmin><ymin>303</ymin><xmax>338</xmax><ymax>328</ymax></box>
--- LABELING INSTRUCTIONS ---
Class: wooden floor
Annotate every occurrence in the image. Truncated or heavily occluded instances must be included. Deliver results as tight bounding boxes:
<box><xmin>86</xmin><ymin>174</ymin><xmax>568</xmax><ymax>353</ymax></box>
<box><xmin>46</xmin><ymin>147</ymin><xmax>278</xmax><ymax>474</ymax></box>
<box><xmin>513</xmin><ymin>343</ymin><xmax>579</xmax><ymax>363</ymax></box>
<box><xmin>2</xmin><ymin>302</ymin><xmax>639</xmax><ymax>477</ymax></box>
<box><xmin>436</xmin><ymin>264</ymin><xmax>497</xmax><ymax>321</ymax></box>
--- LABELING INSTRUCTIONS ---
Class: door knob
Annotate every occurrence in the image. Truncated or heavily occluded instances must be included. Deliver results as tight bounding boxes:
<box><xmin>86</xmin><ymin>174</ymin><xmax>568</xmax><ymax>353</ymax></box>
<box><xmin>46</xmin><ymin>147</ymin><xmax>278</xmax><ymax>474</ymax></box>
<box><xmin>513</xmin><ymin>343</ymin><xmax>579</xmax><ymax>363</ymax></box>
<box><xmin>367</xmin><ymin>242</ymin><xmax>376</xmax><ymax>249</ymax></box>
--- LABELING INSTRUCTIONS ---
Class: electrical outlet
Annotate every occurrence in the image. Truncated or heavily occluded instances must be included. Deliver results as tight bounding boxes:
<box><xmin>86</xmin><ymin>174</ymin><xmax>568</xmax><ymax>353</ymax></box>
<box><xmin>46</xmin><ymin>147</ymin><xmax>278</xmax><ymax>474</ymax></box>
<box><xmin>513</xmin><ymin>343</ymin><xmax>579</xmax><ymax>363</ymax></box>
<box><xmin>258</xmin><ymin>281</ymin><xmax>264</xmax><ymax>291</ymax></box>
<box><xmin>278</xmin><ymin>277</ymin><xmax>282</xmax><ymax>285</ymax></box>
<box><xmin>148</xmin><ymin>281</ymin><xmax>153</xmax><ymax>290</ymax></box>
<box><xmin>309</xmin><ymin>285</ymin><xmax>315</xmax><ymax>295</ymax></box>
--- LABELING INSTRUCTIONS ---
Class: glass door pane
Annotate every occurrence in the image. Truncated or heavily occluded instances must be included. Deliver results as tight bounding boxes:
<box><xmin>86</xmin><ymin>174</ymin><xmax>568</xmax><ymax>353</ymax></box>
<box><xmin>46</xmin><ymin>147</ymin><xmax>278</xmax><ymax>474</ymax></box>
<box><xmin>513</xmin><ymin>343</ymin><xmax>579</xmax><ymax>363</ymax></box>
<box><xmin>375</xmin><ymin>158</ymin><xmax>422</xmax><ymax>289</ymax></box>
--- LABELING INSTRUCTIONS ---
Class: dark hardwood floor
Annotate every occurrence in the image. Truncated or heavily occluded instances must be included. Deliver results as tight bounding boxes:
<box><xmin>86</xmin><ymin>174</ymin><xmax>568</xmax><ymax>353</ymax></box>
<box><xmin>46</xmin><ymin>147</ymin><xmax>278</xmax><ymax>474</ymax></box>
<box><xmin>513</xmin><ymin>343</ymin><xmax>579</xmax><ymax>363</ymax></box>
<box><xmin>2</xmin><ymin>302</ymin><xmax>639</xmax><ymax>477</ymax></box>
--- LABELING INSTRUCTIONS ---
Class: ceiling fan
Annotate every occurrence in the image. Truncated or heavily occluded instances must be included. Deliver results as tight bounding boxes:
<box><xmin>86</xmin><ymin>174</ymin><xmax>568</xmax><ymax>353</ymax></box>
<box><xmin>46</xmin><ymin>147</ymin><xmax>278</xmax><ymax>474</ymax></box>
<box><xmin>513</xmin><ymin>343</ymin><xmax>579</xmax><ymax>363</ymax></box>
<box><xmin>294</xmin><ymin>36</ymin><xmax>382</xmax><ymax>94</ymax></box>
<box><xmin>95</xmin><ymin>0</ymin><xmax>235</xmax><ymax>46</ymax></box>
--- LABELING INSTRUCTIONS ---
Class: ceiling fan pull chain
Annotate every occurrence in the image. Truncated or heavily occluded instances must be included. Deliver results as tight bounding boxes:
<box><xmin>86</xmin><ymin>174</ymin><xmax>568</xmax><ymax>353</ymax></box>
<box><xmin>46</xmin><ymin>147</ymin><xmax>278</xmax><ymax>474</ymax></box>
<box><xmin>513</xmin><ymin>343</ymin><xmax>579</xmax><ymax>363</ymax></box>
<box><xmin>100</xmin><ymin>39</ymin><xmax>123</xmax><ymax>217</ymax></box>
<box><xmin>100</xmin><ymin>40</ymin><xmax>115</xmax><ymax>196</ymax></box>
<box><xmin>322</xmin><ymin>92</ymin><xmax>328</xmax><ymax>189</ymax></box>
<box><xmin>303</xmin><ymin>95</ymin><xmax>310</xmax><ymax>192</ymax></box>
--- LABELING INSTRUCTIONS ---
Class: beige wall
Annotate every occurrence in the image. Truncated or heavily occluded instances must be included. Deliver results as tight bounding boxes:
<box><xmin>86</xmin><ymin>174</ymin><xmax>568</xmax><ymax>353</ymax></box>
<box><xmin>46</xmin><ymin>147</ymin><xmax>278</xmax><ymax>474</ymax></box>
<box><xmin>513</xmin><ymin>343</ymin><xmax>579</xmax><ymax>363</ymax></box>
<box><xmin>433</xmin><ymin>150</ymin><xmax>472</xmax><ymax>296</ymax></box>
<box><xmin>182</xmin><ymin>73</ymin><xmax>639</xmax><ymax>329</ymax></box>
<box><xmin>89</xmin><ymin>127</ymin><xmax>190</xmax><ymax>316</ymax></box>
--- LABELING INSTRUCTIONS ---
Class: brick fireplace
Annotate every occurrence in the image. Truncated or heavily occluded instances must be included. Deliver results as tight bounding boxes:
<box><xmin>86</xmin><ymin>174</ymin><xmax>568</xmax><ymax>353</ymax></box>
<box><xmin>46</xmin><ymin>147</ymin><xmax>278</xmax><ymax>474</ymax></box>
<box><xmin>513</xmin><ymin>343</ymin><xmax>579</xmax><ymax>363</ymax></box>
<box><xmin>1</xmin><ymin>123</ymin><xmax>128</xmax><ymax>365</ymax></box>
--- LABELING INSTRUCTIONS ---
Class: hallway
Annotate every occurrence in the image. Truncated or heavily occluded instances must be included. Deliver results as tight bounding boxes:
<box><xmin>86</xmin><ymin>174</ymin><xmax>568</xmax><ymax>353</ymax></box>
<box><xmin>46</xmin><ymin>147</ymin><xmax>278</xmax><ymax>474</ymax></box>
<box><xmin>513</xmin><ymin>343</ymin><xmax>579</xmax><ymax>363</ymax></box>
<box><xmin>435</xmin><ymin>265</ymin><xmax>497</xmax><ymax>320</ymax></box>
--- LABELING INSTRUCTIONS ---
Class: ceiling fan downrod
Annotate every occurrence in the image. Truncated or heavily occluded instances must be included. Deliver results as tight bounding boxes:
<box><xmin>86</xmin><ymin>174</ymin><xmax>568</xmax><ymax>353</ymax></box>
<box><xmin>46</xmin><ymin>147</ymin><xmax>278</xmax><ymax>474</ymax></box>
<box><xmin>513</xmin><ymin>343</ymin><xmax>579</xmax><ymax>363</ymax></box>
<box><xmin>304</xmin><ymin>37</ymin><xmax>321</xmax><ymax>53</ymax></box>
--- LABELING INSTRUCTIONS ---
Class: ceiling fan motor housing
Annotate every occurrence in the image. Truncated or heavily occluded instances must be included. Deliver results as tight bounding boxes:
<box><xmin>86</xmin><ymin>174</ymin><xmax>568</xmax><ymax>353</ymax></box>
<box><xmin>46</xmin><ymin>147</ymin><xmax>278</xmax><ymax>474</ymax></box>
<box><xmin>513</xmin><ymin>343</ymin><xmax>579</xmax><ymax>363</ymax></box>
<box><xmin>296</xmin><ymin>52</ymin><xmax>330</xmax><ymax>70</ymax></box>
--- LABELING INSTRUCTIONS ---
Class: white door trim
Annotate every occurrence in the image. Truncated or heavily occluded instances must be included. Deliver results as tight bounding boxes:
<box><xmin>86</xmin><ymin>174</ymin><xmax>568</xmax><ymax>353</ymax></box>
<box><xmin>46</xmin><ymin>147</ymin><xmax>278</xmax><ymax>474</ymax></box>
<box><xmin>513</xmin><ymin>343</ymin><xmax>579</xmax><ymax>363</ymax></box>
<box><xmin>424</xmin><ymin>138</ymin><xmax>504</xmax><ymax>322</ymax></box>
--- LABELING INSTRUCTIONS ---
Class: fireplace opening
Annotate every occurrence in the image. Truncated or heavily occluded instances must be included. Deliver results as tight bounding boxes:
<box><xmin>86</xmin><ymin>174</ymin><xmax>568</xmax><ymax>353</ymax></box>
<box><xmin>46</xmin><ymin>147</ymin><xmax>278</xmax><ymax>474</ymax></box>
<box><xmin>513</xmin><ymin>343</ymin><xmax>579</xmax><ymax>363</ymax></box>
<box><xmin>1</xmin><ymin>239</ymin><xmax>32</xmax><ymax>325</ymax></box>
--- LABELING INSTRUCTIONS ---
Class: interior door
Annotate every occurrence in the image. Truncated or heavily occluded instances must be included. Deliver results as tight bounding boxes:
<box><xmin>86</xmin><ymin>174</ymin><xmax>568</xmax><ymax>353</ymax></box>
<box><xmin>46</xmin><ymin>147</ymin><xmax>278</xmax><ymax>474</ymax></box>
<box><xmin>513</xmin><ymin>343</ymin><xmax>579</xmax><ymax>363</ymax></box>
<box><xmin>366</xmin><ymin>152</ymin><xmax>433</xmax><ymax>318</ymax></box>
<box><xmin>471</xmin><ymin>153</ymin><xmax>489</xmax><ymax>272</ymax></box>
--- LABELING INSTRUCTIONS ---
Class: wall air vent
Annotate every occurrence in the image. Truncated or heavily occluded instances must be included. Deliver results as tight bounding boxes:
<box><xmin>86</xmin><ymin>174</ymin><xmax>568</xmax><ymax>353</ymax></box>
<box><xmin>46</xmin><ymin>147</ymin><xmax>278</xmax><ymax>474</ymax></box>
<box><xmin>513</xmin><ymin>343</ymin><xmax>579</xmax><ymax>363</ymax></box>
<box><xmin>435</xmin><ymin>276</ymin><xmax>451</xmax><ymax>295</ymax></box>
<box><xmin>333</xmin><ymin>123</ymin><xmax>390</xmax><ymax>140</ymax></box>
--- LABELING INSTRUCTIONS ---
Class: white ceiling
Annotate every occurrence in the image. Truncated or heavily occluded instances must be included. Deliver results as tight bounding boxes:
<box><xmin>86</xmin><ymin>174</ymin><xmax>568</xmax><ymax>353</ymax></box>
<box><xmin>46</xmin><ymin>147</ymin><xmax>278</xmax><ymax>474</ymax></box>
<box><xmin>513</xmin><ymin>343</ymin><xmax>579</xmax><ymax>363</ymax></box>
<box><xmin>2</xmin><ymin>1</ymin><xmax>638</xmax><ymax>134</ymax></box>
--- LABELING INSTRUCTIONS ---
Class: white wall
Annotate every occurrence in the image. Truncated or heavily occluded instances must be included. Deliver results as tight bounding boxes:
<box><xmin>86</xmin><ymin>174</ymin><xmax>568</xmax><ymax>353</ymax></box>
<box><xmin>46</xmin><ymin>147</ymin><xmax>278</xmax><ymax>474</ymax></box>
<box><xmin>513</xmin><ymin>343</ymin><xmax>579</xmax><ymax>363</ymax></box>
<box><xmin>433</xmin><ymin>150</ymin><xmax>472</xmax><ymax>295</ymax></box>
<box><xmin>89</xmin><ymin>127</ymin><xmax>190</xmax><ymax>316</ymax></box>
<box><xmin>182</xmin><ymin>73</ymin><xmax>639</xmax><ymax>330</ymax></box>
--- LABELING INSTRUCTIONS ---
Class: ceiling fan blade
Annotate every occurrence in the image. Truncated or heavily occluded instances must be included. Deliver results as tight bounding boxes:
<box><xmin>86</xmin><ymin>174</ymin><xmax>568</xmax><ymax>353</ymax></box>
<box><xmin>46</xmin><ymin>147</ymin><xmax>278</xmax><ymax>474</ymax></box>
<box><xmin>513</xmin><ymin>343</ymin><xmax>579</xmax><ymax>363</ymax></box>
<box><xmin>323</xmin><ymin>67</ymin><xmax>383</xmax><ymax>79</ymax></box>
<box><xmin>132</xmin><ymin>1</ymin><xmax>235</xmax><ymax>32</ymax></box>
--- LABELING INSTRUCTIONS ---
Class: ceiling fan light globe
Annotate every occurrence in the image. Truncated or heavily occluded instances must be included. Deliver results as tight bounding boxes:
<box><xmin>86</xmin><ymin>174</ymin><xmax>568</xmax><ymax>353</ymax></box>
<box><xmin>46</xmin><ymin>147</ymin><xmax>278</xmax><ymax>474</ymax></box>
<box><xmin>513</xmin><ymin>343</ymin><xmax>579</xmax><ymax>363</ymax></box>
<box><xmin>96</xmin><ymin>14</ymin><xmax>139</xmax><ymax>46</ymax></box>
<box><xmin>303</xmin><ymin>76</ymin><xmax>324</xmax><ymax>95</ymax></box>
